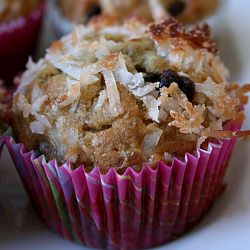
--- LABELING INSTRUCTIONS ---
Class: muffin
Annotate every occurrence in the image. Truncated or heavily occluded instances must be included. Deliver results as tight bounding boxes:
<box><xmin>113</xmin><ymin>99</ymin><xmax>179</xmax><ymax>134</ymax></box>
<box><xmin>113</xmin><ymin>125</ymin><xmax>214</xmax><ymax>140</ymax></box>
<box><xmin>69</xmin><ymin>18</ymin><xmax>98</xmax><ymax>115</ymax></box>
<box><xmin>0</xmin><ymin>0</ymin><xmax>44</xmax><ymax>83</ymax></box>
<box><xmin>8</xmin><ymin>18</ymin><xmax>250</xmax><ymax>249</ymax></box>
<box><xmin>51</xmin><ymin>0</ymin><xmax>219</xmax><ymax>36</ymax></box>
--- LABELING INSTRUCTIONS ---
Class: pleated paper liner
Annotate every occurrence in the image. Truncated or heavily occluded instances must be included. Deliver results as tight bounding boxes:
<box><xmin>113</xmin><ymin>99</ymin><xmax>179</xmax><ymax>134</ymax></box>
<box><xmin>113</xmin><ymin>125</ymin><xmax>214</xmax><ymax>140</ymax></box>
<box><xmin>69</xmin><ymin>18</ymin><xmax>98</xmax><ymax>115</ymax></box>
<box><xmin>3</xmin><ymin>121</ymin><xmax>241</xmax><ymax>249</ymax></box>
<box><xmin>0</xmin><ymin>2</ymin><xmax>45</xmax><ymax>83</ymax></box>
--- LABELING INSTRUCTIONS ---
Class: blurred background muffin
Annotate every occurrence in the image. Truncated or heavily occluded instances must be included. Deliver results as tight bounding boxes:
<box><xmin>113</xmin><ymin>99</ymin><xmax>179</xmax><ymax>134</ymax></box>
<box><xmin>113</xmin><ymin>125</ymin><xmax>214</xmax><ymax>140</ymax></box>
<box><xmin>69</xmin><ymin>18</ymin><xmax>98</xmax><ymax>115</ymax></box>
<box><xmin>0</xmin><ymin>0</ymin><xmax>40</xmax><ymax>23</ymax></box>
<box><xmin>0</xmin><ymin>0</ymin><xmax>44</xmax><ymax>84</ymax></box>
<box><xmin>51</xmin><ymin>0</ymin><xmax>220</xmax><ymax>36</ymax></box>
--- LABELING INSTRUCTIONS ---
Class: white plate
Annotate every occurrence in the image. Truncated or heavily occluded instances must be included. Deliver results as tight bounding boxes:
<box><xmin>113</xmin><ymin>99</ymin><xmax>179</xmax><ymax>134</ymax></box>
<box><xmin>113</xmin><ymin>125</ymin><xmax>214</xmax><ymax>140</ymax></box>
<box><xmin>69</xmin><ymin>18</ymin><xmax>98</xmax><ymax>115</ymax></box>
<box><xmin>1</xmin><ymin>0</ymin><xmax>250</xmax><ymax>249</ymax></box>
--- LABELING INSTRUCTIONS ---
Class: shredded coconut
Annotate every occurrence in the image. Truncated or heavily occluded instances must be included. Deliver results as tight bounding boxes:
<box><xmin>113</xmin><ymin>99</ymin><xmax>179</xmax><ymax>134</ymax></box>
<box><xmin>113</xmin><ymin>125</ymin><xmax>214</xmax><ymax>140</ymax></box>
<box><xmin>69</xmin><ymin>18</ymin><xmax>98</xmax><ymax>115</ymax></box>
<box><xmin>195</xmin><ymin>78</ymin><xmax>239</xmax><ymax>121</ymax></box>
<box><xmin>142</xmin><ymin>95</ymin><xmax>160</xmax><ymax>122</ymax></box>
<box><xmin>142</xmin><ymin>126</ymin><xmax>163</xmax><ymax>158</ymax></box>
<box><xmin>30</xmin><ymin>121</ymin><xmax>46</xmax><ymax>134</ymax></box>
<box><xmin>102</xmin><ymin>70</ymin><xmax>123</xmax><ymax>116</ymax></box>
<box><xmin>32</xmin><ymin>95</ymin><xmax>48</xmax><ymax>112</ymax></box>
<box><xmin>35</xmin><ymin>114</ymin><xmax>52</xmax><ymax>129</ymax></box>
<box><xmin>19</xmin><ymin>58</ymin><xmax>46</xmax><ymax>92</ymax></box>
<box><xmin>94</xmin><ymin>89</ymin><xmax>108</xmax><ymax>111</ymax></box>
<box><xmin>57</xmin><ymin>80</ymin><xmax>81</xmax><ymax>108</ymax></box>
<box><xmin>15</xmin><ymin>94</ymin><xmax>33</xmax><ymax>118</ymax></box>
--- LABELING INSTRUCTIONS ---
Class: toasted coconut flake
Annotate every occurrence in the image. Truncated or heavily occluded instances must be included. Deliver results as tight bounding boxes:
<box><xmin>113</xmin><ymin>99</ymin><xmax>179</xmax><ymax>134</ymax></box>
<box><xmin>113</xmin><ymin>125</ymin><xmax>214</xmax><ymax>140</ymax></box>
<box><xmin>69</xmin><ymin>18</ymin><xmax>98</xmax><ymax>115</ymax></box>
<box><xmin>159</xmin><ymin>83</ymin><xmax>190</xmax><ymax>116</ymax></box>
<box><xmin>208</xmin><ymin>129</ymin><xmax>250</xmax><ymax>139</ymax></box>
<box><xmin>169</xmin><ymin>104</ymin><xmax>205</xmax><ymax>134</ymax></box>
<box><xmin>99</xmin><ymin>53</ymin><xmax>119</xmax><ymax>71</ymax></box>
<box><xmin>20</xmin><ymin>58</ymin><xmax>46</xmax><ymax>91</ymax></box>
<box><xmin>115</xmin><ymin>54</ymin><xmax>158</xmax><ymax>98</ymax></box>
<box><xmin>94</xmin><ymin>89</ymin><xmax>108</xmax><ymax>111</ymax></box>
<box><xmin>102</xmin><ymin>70</ymin><xmax>123</xmax><ymax>116</ymax></box>
<box><xmin>132</xmin><ymin>82</ymin><xmax>159</xmax><ymax>97</ymax></box>
<box><xmin>31</xmin><ymin>85</ymin><xmax>44</xmax><ymax>103</ymax></box>
<box><xmin>15</xmin><ymin>94</ymin><xmax>33</xmax><ymax>118</ymax></box>
<box><xmin>47</xmin><ymin>51</ymin><xmax>82</xmax><ymax>80</ymax></box>
<box><xmin>57</xmin><ymin>80</ymin><xmax>81</xmax><ymax>108</ymax></box>
<box><xmin>94</xmin><ymin>36</ymin><xmax>117</xmax><ymax>59</ymax></box>
<box><xmin>195</xmin><ymin>78</ymin><xmax>239</xmax><ymax>120</ymax></box>
<box><xmin>150</xmin><ymin>19</ymin><xmax>217</xmax><ymax>53</ymax></box>
<box><xmin>30</xmin><ymin>121</ymin><xmax>45</xmax><ymax>135</ymax></box>
<box><xmin>115</xmin><ymin>54</ymin><xmax>145</xmax><ymax>89</ymax></box>
<box><xmin>159</xmin><ymin>83</ymin><xmax>205</xmax><ymax>134</ymax></box>
<box><xmin>236</xmin><ymin>83</ymin><xmax>250</xmax><ymax>95</ymax></box>
<box><xmin>208</xmin><ymin>115</ymin><xmax>223</xmax><ymax>131</ymax></box>
<box><xmin>80</xmin><ymin>73</ymin><xmax>100</xmax><ymax>86</ymax></box>
<box><xmin>100</xmin><ymin>23</ymin><xmax>146</xmax><ymax>40</ymax></box>
<box><xmin>69</xmin><ymin>101</ymin><xmax>78</xmax><ymax>113</ymax></box>
<box><xmin>142</xmin><ymin>125</ymin><xmax>163</xmax><ymax>158</ymax></box>
<box><xmin>142</xmin><ymin>95</ymin><xmax>160</xmax><ymax>122</ymax></box>
<box><xmin>235</xmin><ymin>83</ymin><xmax>250</xmax><ymax>105</ymax></box>
<box><xmin>80</xmin><ymin>64</ymin><xmax>102</xmax><ymax>85</ymax></box>
<box><xmin>35</xmin><ymin>114</ymin><xmax>52</xmax><ymax>129</ymax></box>
<box><xmin>32</xmin><ymin>95</ymin><xmax>48</xmax><ymax>112</ymax></box>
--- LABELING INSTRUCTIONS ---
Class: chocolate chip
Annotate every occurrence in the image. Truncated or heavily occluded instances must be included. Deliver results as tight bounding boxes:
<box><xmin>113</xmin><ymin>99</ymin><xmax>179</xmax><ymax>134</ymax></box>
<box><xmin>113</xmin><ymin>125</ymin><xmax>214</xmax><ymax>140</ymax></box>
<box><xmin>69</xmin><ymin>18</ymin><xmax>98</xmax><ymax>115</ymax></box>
<box><xmin>143</xmin><ymin>72</ymin><xmax>160</xmax><ymax>83</ymax></box>
<box><xmin>86</xmin><ymin>5</ymin><xmax>102</xmax><ymax>21</ymax></box>
<box><xmin>159</xmin><ymin>69</ymin><xmax>195</xmax><ymax>101</ymax></box>
<box><xmin>167</xmin><ymin>1</ymin><xmax>186</xmax><ymax>17</ymax></box>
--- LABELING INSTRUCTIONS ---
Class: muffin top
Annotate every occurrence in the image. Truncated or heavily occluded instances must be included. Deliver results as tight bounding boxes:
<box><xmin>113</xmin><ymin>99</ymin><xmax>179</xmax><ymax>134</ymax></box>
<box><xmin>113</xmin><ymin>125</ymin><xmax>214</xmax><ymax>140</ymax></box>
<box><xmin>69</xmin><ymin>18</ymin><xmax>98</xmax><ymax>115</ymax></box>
<box><xmin>0</xmin><ymin>0</ymin><xmax>40</xmax><ymax>23</ymax></box>
<box><xmin>12</xmin><ymin>18</ymin><xmax>248</xmax><ymax>173</ymax></box>
<box><xmin>59</xmin><ymin>0</ymin><xmax>219</xmax><ymax>24</ymax></box>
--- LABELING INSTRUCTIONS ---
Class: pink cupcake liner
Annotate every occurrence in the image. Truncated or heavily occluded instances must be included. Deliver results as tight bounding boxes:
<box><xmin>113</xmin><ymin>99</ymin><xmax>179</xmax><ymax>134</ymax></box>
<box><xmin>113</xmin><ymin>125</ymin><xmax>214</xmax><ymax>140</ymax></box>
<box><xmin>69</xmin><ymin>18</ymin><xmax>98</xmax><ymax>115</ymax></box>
<box><xmin>3</xmin><ymin>121</ymin><xmax>241</xmax><ymax>249</ymax></box>
<box><xmin>0</xmin><ymin>3</ymin><xmax>45</xmax><ymax>83</ymax></box>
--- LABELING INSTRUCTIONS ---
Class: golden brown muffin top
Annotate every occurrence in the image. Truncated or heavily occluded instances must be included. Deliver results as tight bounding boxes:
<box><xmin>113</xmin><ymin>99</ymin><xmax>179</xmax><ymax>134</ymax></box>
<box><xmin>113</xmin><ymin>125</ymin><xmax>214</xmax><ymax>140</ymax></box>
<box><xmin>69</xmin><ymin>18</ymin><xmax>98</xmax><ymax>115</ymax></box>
<box><xmin>12</xmin><ymin>18</ymin><xmax>249</xmax><ymax>173</ymax></box>
<box><xmin>0</xmin><ymin>0</ymin><xmax>40</xmax><ymax>23</ymax></box>
<box><xmin>59</xmin><ymin>0</ymin><xmax>219</xmax><ymax>24</ymax></box>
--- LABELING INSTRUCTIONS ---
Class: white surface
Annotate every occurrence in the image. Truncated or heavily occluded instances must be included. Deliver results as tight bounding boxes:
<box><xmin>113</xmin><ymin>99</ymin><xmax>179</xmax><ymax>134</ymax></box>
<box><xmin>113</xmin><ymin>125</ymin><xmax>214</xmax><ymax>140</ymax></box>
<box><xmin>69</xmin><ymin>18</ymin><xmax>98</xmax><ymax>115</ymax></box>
<box><xmin>1</xmin><ymin>0</ymin><xmax>250</xmax><ymax>249</ymax></box>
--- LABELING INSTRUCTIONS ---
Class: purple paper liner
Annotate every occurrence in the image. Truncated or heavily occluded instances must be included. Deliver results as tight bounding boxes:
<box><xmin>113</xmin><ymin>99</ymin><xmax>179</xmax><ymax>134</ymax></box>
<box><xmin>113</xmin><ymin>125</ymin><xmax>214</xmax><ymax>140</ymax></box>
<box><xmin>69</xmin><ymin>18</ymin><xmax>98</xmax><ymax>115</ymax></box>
<box><xmin>0</xmin><ymin>3</ymin><xmax>45</xmax><ymax>83</ymax></box>
<box><xmin>3</xmin><ymin>121</ymin><xmax>241</xmax><ymax>249</ymax></box>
